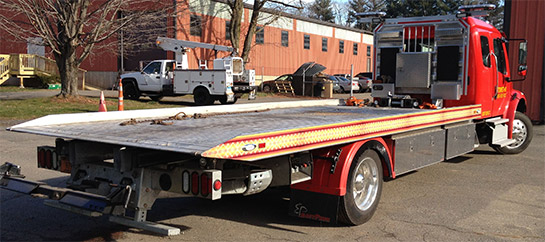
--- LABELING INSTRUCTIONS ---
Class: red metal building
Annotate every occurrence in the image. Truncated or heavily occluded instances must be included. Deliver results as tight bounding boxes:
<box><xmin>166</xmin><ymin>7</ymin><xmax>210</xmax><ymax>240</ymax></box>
<box><xmin>504</xmin><ymin>0</ymin><xmax>545</xmax><ymax>122</ymax></box>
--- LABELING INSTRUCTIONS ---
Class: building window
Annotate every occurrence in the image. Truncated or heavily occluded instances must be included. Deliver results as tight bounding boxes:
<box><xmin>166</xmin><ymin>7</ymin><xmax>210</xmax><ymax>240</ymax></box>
<box><xmin>225</xmin><ymin>21</ymin><xmax>231</xmax><ymax>40</ymax></box>
<box><xmin>367</xmin><ymin>46</ymin><xmax>371</xmax><ymax>56</ymax></box>
<box><xmin>353</xmin><ymin>43</ymin><xmax>358</xmax><ymax>55</ymax></box>
<box><xmin>304</xmin><ymin>34</ymin><xmax>310</xmax><ymax>49</ymax></box>
<box><xmin>281</xmin><ymin>31</ymin><xmax>289</xmax><ymax>47</ymax></box>
<box><xmin>190</xmin><ymin>15</ymin><xmax>202</xmax><ymax>36</ymax></box>
<box><xmin>322</xmin><ymin>38</ymin><xmax>328</xmax><ymax>52</ymax></box>
<box><xmin>367</xmin><ymin>58</ymin><xmax>371</xmax><ymax>72</ymax></box>
<box><xmin>255</xmin><ymin>26</ymin><xmax>264</xmax><ymax>44</ymax></box>
<box><xmin>339</xmin><ymin>40</ymin><xmax>344</xmax><ymax>54</ymax></box>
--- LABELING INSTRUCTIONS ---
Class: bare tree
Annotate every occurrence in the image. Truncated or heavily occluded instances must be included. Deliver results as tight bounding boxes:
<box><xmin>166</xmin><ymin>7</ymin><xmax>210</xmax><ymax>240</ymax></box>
<box><xmin>226</xmin><ymin>0</ymin><xmax>300</xmax><ymax>64</ymax></box>
<box><xmin>0</xmin><ymin>0</ymin><xmax>172</xmax><ymax>97</ymax></box>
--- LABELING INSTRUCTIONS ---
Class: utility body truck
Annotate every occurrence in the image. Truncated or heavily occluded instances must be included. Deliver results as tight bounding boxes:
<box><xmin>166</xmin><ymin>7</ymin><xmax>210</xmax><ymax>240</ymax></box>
<box><xmin>0</xmin><ymin>5</ymin><xmax>534</xmax><ymax>236</ymax></box>
<box><xmin>120</xmin><ymin>37</ymin><xmax>256</xmax><ymax>105</ymax></box>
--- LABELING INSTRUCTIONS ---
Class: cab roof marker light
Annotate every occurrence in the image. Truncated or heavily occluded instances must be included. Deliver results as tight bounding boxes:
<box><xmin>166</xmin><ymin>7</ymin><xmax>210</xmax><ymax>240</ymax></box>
<box><xmin>456</xmin><ymin>4</ymin><xmax>495</xmax><ymax>18</ymax></box>
<box><xmin>356</xmin><ymin>11</ymin><xmax>386</xmax><ymax>24</ymax></box>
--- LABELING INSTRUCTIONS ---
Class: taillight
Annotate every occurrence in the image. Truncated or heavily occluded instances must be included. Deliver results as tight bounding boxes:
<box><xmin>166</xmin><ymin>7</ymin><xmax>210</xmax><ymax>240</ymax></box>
<box><xmin>213</xmin><ymin>180</ymin><xmax>222</xmax><ymax>191</ymax></box>
<box><xmin>45</xmin><ymin>150</ymin><xmax>52</xmax><ymax>169</ymax></box>
<box><xmin>201</xmin><ymin>174</ymin><xmax>210</xmax><ymax>197</ymax></box>
<box><xmin>180</xmin><ymin>169</ymin><xmax>221</xmax><ymax>199</ymax></box>
<box><xmin>191</xmin><ymin>172</ymin><xmax>199</xmax><ymax>195</ymax></box>
<box><xmin>38</xmin><ymin>148</ymin><xmax>45</xmax><ymax>168</ymax></box>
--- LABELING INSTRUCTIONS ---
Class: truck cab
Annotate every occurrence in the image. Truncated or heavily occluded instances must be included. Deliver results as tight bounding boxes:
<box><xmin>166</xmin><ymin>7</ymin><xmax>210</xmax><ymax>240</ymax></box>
<box><xmin>368</xmin><ymin>6</ymin><xmax>531</xmax><ymax>154</ymax></box>
<box><xmin>121</xmin><ymin>60</ymin><xmax>175</xmax><ymax>101</ymax></box>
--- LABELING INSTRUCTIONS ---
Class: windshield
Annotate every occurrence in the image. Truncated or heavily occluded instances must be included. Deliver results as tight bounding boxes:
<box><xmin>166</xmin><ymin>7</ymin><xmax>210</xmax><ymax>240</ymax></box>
<box><xmin>338</xmin><ymin>77</ymin><xmax>350</xmax><ymax>82</ymax></box>
<box><xmin>143</xmin><ymin>62</ymin><xmax>162</xmax><ymax>74</ymax></box>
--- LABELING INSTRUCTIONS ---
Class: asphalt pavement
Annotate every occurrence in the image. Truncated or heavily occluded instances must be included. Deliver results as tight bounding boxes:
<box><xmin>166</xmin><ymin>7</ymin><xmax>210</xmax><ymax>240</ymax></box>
<box><xmin>0</xmin><ymin>90</ymin><xmax>543</xmax><ymax>241</ymax></box>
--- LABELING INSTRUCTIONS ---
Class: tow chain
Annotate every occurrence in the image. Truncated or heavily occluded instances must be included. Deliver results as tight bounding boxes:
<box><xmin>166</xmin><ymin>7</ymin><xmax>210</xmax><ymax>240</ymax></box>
<box><xmin>119</xmin><ymin>109</ymin><xmax>270</xmax><ymax>126</ymax></box>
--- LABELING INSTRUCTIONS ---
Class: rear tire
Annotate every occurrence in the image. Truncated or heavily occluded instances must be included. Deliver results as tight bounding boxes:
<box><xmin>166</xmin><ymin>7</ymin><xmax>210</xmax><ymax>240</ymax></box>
<box><xmin>193</xmin><ymin>87</ymin><xmax>214</xmax><ymax>106</ymax></box>
<box><xmin>339</xmin><ymin>149</ymin><xmax>383</xmax><ymax>225</ymax></box>
<box><xmin>262</xmin><ymin>84</ymin><xmax>272</xmax><ymax>93</ymax></box>
<box><xmin>123</xmin><ymin>80</ymin><xmax>140</xmax><ymax>100</ymax></box>
<box><xmin>493</xmin><ymin>112</ymin><xmax>533</xmax><ymax>154</ymax></box>
<box><xmin>218</xmin><ymin>95</ymin><xmax>237</xmax><ymax>105</ymax></box>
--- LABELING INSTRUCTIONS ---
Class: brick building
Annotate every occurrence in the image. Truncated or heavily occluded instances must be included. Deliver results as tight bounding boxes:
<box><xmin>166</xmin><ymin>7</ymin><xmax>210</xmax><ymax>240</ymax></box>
<box><xmin>1</xmin><ymin>0</ymin><xmax>373</xmax><ymax>89</ymax></box>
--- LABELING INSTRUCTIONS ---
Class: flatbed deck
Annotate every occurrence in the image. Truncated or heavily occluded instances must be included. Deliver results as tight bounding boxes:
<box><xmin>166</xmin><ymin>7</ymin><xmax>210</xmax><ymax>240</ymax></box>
<box><xmin>8</xmin><ymin>100</ymin><xmax>481</xmax><ymax>161</ymax></box>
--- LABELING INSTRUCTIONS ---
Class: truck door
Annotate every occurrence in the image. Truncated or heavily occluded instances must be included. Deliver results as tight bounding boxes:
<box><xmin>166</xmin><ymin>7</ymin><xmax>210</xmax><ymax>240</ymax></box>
<box><xmin>162</xmin><ymin>61</ymin><xmax>175</xmax><ymax>86</ymax></box>
<box><xmin>142</xmin><ymin>61</ymin><xmax>163</xmax><ymax>90</ymax></box>
<box><xmin>490</xmin><ymin>37</ymin><xmax>510</xmax><ymax>117</ymax></box>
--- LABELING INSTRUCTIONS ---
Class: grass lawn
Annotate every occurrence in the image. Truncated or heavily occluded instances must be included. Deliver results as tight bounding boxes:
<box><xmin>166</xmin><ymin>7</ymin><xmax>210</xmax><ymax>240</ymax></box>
<box><xmin>0</xmin><ymin>86</ymin><xmax>51</xmax><ymax>92</ymax></box>
<box><xmin>0</xmin><ymin>96</ymin><xmax>168</xmax><ymax>120</ymax></box>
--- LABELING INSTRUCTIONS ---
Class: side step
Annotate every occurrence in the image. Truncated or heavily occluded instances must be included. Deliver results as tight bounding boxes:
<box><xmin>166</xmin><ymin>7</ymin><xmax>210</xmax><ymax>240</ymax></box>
<box><xmin>486</xmin><ymin>117</ymin><xmax>516</xmax><ymax>147</ymax></box>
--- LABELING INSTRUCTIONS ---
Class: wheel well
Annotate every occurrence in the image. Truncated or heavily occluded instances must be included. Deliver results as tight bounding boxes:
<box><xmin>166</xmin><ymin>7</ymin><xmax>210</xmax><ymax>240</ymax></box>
<box><xmin>517</xmin><ymin>98</ymin><xmax>527</xmax><ymax>113</ymax></box>
<box><xmin>193</xmin><ymin>85</ymin><xmax>209</xmax><ymax>94</ymax></box>
<box><xmin>122</xmin><ymin>78</ymin><xmax>139</xmax><ymax>90</ymax></box>
<box><xmin>353</xmin><ymin>140</ymin><xmax>393</xmax><ymax>181</ymax></box>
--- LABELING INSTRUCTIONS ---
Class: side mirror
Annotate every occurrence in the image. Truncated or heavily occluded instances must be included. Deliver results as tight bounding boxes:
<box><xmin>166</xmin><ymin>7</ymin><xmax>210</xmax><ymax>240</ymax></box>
<box><xmin>518</xmin><ymin>65</ymin><xmax>527</xmax><ymax>77</ymax></box>
<box><xmin>518</xmin><ymin>41</ymin><xmax>527</xmax><ymax>65</ymax></box>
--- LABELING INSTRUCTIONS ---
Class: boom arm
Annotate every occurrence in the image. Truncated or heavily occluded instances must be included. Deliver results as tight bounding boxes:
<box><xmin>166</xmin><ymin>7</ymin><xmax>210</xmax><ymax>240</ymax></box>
<box><xmin>156</xmin><ymin>37</ymin><xmax>234</xmax><ymax>52</ymax></box>
<box><xmin>156</xmin><ymin>37</ymin><xmax>234</xmax><ymax>69</ymax></box>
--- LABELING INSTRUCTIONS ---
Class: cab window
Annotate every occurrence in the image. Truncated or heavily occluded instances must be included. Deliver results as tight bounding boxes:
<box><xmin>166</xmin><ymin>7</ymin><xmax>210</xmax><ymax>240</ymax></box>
<box><xmin>480</xmin><ymin>36</ymin><xmax>491</xmax><ymax>67</ymax></box>
<box><xmin>493</xmin><ymin>38</ymin><xmax>507</xmax><ymax>74</ymax></box>
<box><xmin>165</xmin><ymin>62</ymin><xmax>175</xmax><ymax>72</ymax></box>
<box><xmin>143</xmin><ymin>62</ymin><xmax>162</xmax><ymax>74</ymax></box>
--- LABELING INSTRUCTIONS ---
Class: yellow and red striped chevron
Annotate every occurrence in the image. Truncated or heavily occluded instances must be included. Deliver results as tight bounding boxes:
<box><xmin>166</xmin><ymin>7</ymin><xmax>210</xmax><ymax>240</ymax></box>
<box><xmin>201</xmin><ymin>105</ymin><xmax>481</xmax><ymax>161</ymax></box>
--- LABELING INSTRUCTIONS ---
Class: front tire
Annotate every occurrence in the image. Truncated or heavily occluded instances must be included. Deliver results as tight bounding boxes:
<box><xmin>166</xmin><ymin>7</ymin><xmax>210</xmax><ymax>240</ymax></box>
<box><xmin>493</xmin><ymin>111</ymin><xmax>533</xmax><ymax>154</ymax></box>
<box><xmin>123</xmin><ymin>80</ymin><xmax>141</xmax><ymax>100</ymax></box>
<box><xmin>339</xmin><ymin>149</ymin><xmax>383</xmax><ymax>225</ymax></box>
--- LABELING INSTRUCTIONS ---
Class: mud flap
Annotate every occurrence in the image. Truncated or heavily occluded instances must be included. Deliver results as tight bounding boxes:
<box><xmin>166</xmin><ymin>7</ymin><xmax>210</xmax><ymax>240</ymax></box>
<box><xmin>289</xmin><ymin>189</ymin><xmax>340</xmax><ymax>223</ymax></box>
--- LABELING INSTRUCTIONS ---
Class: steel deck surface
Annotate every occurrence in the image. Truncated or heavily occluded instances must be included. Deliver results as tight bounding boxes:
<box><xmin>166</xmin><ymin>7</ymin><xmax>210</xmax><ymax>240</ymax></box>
<box><xmin>8</xmin><ymin>101</ymin><xmax>482</xmax><ymax>161</ymax></box>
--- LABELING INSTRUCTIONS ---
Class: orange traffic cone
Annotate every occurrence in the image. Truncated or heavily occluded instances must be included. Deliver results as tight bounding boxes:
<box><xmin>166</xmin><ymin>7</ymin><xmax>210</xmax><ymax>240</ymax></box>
<box><xmin>118</xmin><ymin>79</ymin><xmax>124</xmax><ymax>111</ymax></box>
<box><xmin>99</xmin><ymin>91</ymin><xmax>107</xmax><ymax>112</ymax></box>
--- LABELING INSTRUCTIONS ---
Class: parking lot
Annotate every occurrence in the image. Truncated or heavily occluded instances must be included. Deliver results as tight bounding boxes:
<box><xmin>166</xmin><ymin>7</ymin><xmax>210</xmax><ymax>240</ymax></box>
<box><xmin>0</xmin><ymin>94</ymin><xmax>543</xmax><ymax>241</ymax></box>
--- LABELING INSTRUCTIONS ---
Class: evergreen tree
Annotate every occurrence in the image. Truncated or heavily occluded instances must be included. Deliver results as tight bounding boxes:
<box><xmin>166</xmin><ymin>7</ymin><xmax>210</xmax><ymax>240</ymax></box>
<box><xmin>382</xmin><ymin>0</ymin><xmax>503</xmax><ymax>29</ymax></box>
<box><xmin>309</xmin><ymin>0</ymin><xmax>336</xmax><ymax>23</ymax></box>
<box><xmin>347</xmin><ymin>0</ymin><xmax>386</xmax><ymax>30</ymax></box>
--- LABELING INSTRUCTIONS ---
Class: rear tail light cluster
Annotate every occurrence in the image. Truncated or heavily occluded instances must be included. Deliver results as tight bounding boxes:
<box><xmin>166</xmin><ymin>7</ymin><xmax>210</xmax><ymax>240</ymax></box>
<box><xmin>180</xmin><ymin>169</ymin><xmax>221</xmax><ymax>200</ymax></box>
<box><xmin>37</xmin><ymin>146</ymin><xmax>71</xmax><ymax>173</ymax></box>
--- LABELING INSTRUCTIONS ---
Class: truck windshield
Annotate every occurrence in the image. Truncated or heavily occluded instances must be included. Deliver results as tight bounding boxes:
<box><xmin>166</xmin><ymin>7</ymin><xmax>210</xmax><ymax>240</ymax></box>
<box><xmin>143</xmin><ymin>62</ymin><xmax>162</xmax><ymax>74</ymax></box>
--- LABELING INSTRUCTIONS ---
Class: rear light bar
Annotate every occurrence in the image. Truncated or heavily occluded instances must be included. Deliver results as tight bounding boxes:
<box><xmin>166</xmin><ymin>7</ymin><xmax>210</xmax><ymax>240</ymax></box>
<box><xmin>171</xmin><ymin>169</ymin><xmax>221</xmax><ymax>200</ymax></box>
<box><xmin>37</xmin><ymin>146</ymin><xmax>71</xmax><ymax>173</ymax></box>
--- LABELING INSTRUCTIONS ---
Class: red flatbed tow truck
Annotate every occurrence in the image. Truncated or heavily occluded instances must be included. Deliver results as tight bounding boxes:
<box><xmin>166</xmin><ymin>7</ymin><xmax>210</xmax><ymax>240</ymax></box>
<box><xmin>0</xmin><ymin>5</ymin><xmax>533</xmax><ymax>235</ymax></box>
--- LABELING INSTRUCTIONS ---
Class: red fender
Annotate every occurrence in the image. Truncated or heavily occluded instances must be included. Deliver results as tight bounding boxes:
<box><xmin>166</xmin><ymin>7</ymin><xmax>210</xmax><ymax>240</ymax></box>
<box><xmin>291</xmin><ymin>138</ymin><xmax>394</xmax><ymax>196</ymax></box>
<box><xmin>503</xmin><ymin>90</ymin><xmax>526</xmax><ymax>139</ymax></box>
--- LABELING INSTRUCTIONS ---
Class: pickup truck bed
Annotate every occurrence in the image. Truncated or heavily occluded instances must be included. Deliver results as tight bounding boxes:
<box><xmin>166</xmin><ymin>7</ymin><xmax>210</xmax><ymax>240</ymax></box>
<box><xmin>8</xmin><ymin>100</ymin><xmax>481</xmax><ymax>161</ymax></box>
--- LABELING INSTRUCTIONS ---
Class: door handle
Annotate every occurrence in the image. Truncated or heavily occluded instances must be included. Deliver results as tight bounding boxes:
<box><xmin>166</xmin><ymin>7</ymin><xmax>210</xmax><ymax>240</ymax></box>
<box><xmin>156</xmin><ymin>76</ymin><xmax>160</xmax><ymax>79</ymax></box>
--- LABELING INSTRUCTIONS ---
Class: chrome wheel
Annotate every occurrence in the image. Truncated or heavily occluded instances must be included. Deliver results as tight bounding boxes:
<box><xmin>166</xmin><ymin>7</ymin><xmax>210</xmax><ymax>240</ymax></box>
<box><xmin>352</xmin><ymin>156</ymin><xmax>379</xmax><ymax>211</ymax></box>
<box><xmin>508</xmin><ymin>118</ymin><xmax>527</xmax><ymax>149</ymax></box>
<box><xmin>493</xmin><ymin>112</ymin><xmax>533</xmax><ymax>155</ymax></box>
<box><xmin>340</xmin><ymin>149</ymin><xmax>383</xmax><ymax>225</ymax></box>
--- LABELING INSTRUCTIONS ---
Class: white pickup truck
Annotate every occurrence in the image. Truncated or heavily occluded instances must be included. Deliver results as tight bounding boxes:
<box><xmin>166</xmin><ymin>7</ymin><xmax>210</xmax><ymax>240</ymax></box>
<box><xmin>121</xmin><ymin>37</ymin><xmax>256</xmax><ymax>105</ymax></box>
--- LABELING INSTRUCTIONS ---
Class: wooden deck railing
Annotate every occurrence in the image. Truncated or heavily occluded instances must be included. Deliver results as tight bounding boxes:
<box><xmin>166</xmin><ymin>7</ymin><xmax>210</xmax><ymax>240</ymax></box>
<box><xmin>1</xmin><ymin>53</ymin><xmax>86</xmax><ymax>88</ymax></box>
